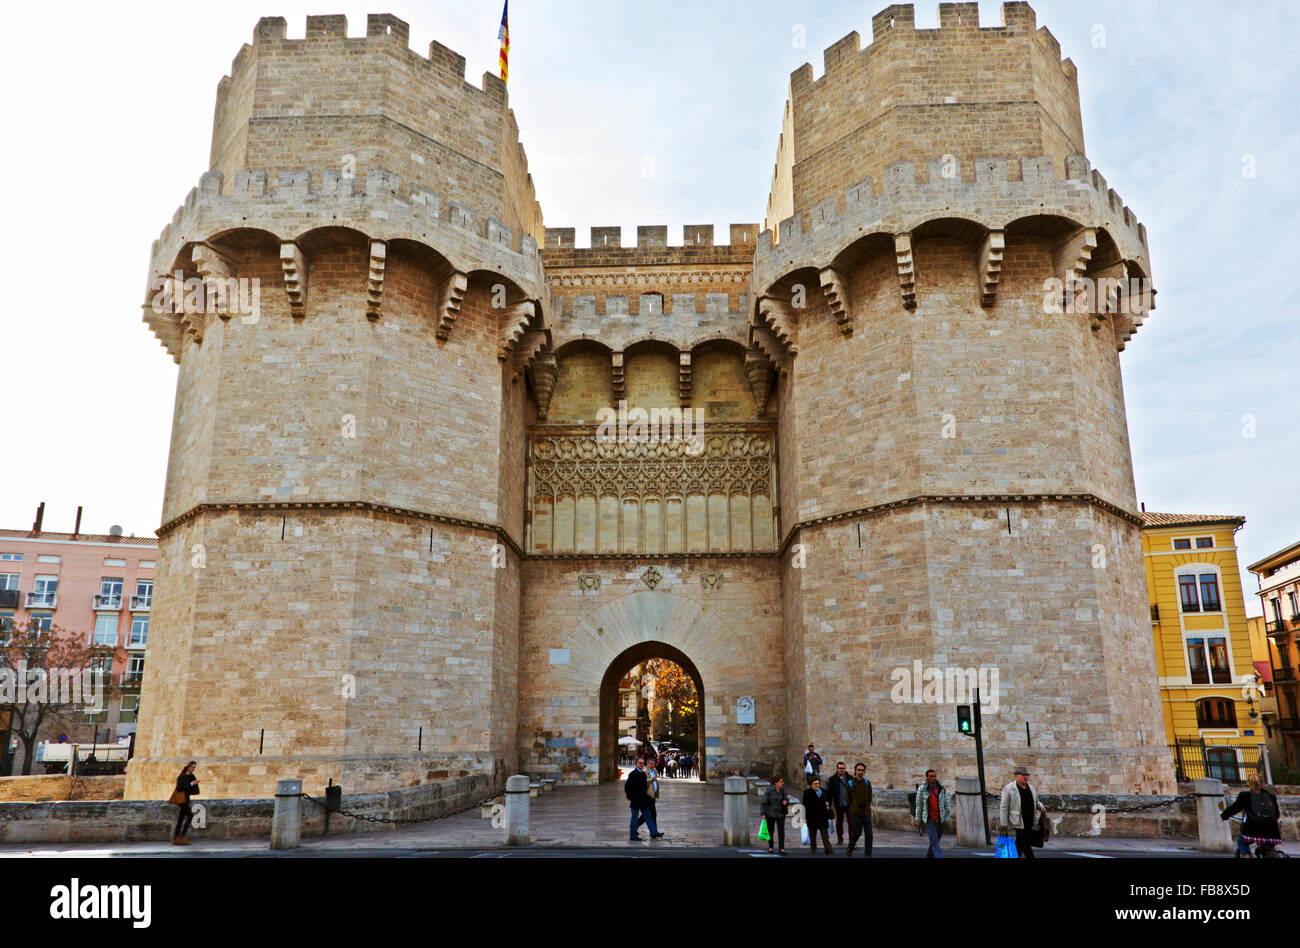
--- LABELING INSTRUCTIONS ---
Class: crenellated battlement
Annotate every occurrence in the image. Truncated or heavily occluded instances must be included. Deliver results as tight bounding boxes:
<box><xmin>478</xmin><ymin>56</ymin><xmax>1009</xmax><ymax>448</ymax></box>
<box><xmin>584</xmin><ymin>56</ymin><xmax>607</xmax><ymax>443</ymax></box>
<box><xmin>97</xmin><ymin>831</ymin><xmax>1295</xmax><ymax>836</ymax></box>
<box><xmin>210</xmin><ymin>14</ymin><xmax>542</xmax><ymax>250</ymax></box>
<box><xmin>543</xmin><ymin>224</ymin><xmax>761</xmax><ymax>253</ymax></box>
<box><xmin>144</xmin><ymin>166</ymin><xmax>548</xmax><ymax>360</ymax></box>
<box><xmin>228</xmin><ymin>14</ymin><xmax>506</xmax><ymax>102</ymax></box>
<box><xmin>753</xmin><ymin>153</ymin><xmax>1155</xmax><ymax>350</ymax></box>
<box><xmin>794</xmin><ymin>3</ymin><xmax>1075</xmax><ymax>90</ymax></box>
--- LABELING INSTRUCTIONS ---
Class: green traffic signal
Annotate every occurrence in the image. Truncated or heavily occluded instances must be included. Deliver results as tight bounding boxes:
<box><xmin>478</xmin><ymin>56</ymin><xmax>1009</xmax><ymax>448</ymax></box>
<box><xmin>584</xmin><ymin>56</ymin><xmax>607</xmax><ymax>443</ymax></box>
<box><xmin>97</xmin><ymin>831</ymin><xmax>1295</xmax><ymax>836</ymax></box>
<box><xmin>956</xmin><ymin>705</ymin><xmax>973</xmax><ymax>734</ymax></box>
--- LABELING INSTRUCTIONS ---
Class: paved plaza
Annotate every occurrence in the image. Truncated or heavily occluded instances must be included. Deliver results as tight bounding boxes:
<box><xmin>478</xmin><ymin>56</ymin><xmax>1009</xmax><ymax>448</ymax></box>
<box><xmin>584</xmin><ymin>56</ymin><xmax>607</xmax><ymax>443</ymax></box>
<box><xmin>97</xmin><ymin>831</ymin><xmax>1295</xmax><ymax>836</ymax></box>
<box><xmin>0</xmin><ymin>778</ymin><xmax>1216</xmax><ymax>858</ymax></box>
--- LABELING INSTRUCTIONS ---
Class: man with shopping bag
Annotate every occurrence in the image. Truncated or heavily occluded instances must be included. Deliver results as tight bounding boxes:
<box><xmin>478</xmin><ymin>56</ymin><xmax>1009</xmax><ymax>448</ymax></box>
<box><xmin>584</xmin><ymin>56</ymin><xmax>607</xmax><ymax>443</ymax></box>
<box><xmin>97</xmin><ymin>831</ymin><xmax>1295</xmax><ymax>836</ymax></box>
<box><xmin>998</xmin><ymin>766</ymin><xmax>1048</xmax><ymax>859</ymax></box>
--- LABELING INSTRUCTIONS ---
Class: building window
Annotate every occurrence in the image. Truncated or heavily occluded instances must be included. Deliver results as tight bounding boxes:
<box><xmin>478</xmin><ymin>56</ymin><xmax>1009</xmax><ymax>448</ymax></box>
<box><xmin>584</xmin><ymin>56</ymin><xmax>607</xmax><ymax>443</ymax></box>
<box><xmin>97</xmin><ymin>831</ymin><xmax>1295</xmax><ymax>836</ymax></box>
<box><xmin>119</xmin><ymin>694</ymin><xmax>139</xmax><ymax>724</ymax></box>
<box><xmin>139</xmin><ymin>560</ymin><xmax>155</xmax><ymax>569</ymax></box>
<box><xmin>1173</xmin><ymin>538</ymin><xmax>1192</xmax><ymax>550</ymax></box>
<box><xmin>29</xmin><ymin>575</ymin><xmax>58</xmax><ymax>608</ymax></box>
<box><xmin>1204</xmin><ymin>746</ymin><xmax>1240</xmax><ymax>782</ymax></box>
<box><xmin>128</xmin><ymin>615</ymin><xmax>149</xmax><ymax>648</ymax></box>
<box><xmin>1272</xmin><ymin>598</ymin><xmax>1283</xmax><ymax>622</ymax></box>
<box><xmin>1196</xmin><ymin>697</ymin><xmax>1238</xmax><ymax>729</ymax></box>
<box><xmin>1289</xmin><ymin>591</ymin><xmax>1299</xmax><ymax>618</ymax></box>
<box><xmin>0</xmin><ymin>573</ymin><xmax>18</xmax><ymax>591</ymax></box>
<box><xmin>91</xmin><ymin>614</ymin><xmax>118</xmax><ymax>647</ymax></box>
<box><xmin>0</xmin><ymin>553</ymin><xmax>22</xmax><ymax>561</ymax></box>
<box><xmin>1187</xmin><ymin>637</ymin><xmax>1232</xmax><ymax>685</ymax></box>
<box><xmin>1179</xmin><ymin>574</ymin><xmax>1200</xmax><ymax>613</ymax></box>
<box><xmin>29</xmin><ymin>613</ymin><xmax>52</xmax><ymax>634</ymax></box>
<box><xmin>97</xmin><ymin>577</ymin><xmax>124</xmax><ymax>609</ymax></box>
<box><xmin>132</xmin><ymin>580</ymin><xmax>153</xmax><ymax>610</ymax></box>
<box><xmin>36</xmin><ymin>555</ymin><xmax>60</xmax><ymax>564</ymax></box>
<box><xmin>125</xmin><ymin>654</ymin><xmax>145</xmax><ymax>686</ymax></box>
<box><xmin>0</xmin><ymin>612</ymin><xmax>12</xmax><ymax>644</ymax></box>
<box><xmin>1195</xmin><ymin>536</ymin><xmax>1214</xmax><ymax>548</ymax></box>
<box><xmin>1198</xmin><ymin>574</ymin><xmax>1221</xmax><ymax>612</ymax></box>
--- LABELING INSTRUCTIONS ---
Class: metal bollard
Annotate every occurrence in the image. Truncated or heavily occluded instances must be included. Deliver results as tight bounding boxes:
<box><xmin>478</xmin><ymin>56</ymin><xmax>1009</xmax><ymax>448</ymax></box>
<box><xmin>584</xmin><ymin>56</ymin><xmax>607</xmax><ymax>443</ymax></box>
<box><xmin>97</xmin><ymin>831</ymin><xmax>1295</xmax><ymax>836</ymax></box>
<box><xmin>1195</xmin><ymin>778</ymin><xmax>1234</xmax><ymax>852</ymax></box>
<box><xmin>270</xmin><ymin>778</ymin><xmax>303</xmax><ymax>850</ymax></box>
<box><xmin>723</xmin><ymin>776</ymin><xmax>750</xmax><ymax>847</ymax></box>
<box><xmin>504</xmin><ymin>774</ymin><xmax>531</xmax><ymax>846</ymax></box>
<box><xmin>955</xmin><ymin>776</ymin><xmax>984</xmax><ymax>847</ymax></box>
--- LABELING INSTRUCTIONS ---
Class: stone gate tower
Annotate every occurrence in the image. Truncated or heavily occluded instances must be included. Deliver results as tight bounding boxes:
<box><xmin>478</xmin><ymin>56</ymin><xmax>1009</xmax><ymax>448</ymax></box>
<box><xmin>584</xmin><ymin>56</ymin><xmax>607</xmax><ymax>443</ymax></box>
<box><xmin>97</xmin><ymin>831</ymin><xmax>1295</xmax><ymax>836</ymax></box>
<box><xmin>128</xmin><ymin>4</ymin><xmax>1175</xmax><ymax>802</ymax></box>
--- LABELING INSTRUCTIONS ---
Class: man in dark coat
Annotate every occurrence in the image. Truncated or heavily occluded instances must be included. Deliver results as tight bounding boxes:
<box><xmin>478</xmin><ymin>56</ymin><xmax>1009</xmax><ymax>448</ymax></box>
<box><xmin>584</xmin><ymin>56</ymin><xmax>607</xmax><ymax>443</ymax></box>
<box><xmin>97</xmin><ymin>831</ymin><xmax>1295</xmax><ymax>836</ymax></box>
<box><xmin>801</xmin><ymin>776</ymin><xmax>834</xmax><ymax>854</ymax></box>
<box><xmin>846</xmin><ymin>762</ymin><xmax>873</xmax><ymax>857</ymax></box>
<box><xmin>824</xmin><ymin>761</ymin><xmax>851</xmax><ymax>845</ymax></box>
<box><xmin>625</xmin><ymin>758</ymin><xmax>663</xmax><ymax>841</ymax></box>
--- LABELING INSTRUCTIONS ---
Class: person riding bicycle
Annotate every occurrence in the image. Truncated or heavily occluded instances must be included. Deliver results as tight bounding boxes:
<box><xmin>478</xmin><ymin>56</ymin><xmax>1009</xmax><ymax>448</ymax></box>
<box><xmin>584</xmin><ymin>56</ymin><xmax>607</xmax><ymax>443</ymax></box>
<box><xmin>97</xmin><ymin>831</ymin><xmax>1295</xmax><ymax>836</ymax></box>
<box><xmin>1220</xmin><ymin>773</ymin><xmax>1283</xmax><ymax>857</ymax></box>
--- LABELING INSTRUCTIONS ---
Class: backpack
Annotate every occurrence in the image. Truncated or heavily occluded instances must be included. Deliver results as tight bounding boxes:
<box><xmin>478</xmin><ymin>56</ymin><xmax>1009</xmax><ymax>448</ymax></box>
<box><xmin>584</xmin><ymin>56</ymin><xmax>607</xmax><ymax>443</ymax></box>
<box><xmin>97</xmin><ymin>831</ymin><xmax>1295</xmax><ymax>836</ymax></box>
<box><xmin>1249</xmin><ymin>791</ymin><xmax>1278</xmax><ymax>821</ymax></box>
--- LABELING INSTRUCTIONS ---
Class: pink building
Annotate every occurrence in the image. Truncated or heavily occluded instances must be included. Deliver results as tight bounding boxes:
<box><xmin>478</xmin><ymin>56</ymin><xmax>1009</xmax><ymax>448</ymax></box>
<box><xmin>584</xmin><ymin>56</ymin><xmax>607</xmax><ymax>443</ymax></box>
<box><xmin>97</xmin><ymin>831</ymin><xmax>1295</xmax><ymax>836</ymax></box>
<box><xmin>0</xmin><ymin>510</ymin><xmax>156</xmax><ymax>774</ymax></box>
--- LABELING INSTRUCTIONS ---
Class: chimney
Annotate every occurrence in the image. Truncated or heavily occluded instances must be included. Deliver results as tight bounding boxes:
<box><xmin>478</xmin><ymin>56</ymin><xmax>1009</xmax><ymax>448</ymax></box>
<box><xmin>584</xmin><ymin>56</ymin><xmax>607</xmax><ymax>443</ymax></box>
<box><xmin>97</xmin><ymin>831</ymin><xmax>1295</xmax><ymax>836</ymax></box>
<box><xmin>1140</xmin><ymin>502</ymin><xmax>1146</xmax><ymax>512</ymax></box>
<box><xmin>32</xmin><ymin>502</ymin><xmax>45</xmax><ymax>533</ymax></box>
<box><xmin>73</xmin><ymin>506</ymin><xmax>83</xmax><ymax>538</ymax></box>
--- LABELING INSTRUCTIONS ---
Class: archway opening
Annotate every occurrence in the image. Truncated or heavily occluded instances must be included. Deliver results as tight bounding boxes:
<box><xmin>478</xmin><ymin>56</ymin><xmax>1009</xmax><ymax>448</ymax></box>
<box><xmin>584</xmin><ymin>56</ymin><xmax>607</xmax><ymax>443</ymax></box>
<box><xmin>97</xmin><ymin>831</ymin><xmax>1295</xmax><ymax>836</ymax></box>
<box><xmin>598</xmin><ymin>641</ymin><xmax>705</xmax><ymax>784</ymax></box>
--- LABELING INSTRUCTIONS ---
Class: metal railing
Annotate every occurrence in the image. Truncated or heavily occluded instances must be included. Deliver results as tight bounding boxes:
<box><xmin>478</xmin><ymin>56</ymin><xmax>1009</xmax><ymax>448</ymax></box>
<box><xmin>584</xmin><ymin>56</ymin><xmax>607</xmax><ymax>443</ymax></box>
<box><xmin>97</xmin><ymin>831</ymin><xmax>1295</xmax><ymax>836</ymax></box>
<box><xmin>93</xmin><ymin>593</ymin><xmax>122</xmax><ymax>610</ymax></box>
<box><xmin>25</xmin><ymin>591</ymin><xmax>56</xmax><ymax>608</ymax></box>
<box><xmin>1169</xmin><ymin>738</ymin><xmax>1263</xmax><ymax>783</ymax></box>
<box><xmin>129</xmin><ymin>595</ymin><xmax>152</xmax><ymax>611</ymax></box>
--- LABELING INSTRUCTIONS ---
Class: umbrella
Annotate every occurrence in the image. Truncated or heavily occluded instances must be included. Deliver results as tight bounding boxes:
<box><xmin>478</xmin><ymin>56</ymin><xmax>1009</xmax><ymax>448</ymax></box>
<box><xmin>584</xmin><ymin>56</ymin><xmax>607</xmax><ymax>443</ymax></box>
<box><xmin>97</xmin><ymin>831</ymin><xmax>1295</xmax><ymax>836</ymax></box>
<box><xmin>617</xmin><ymin>736</ymin><xmax>642</xmax><ymax>746</ymax></box>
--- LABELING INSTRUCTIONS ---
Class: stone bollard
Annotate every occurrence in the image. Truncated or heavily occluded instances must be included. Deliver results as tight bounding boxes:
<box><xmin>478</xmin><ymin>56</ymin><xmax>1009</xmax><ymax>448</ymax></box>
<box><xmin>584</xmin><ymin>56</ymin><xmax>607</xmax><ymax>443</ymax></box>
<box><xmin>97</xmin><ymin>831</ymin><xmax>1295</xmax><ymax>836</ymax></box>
<box><xmin>956</xmin><ymin>776</ymin><xmax>985</xmax><ymax>848</ymax></box>
<box><xmin>723</xmin><ymin>776</ymin><xmax>750</xmax><ymax>847</ymax></box>
<box><xmin>1195</xmin><ymin>778</ymin><xmax>1234</xmax><ymax>852</ymax></box>
<box><xmin>504</xmin><ymin>774</ymin><xmax>531</xmax><ymax>846</ymax></box>
<box><xmin>270</xmin><ymin>778</ymin><xmax>302</xmax><ymax>850</ymax></box>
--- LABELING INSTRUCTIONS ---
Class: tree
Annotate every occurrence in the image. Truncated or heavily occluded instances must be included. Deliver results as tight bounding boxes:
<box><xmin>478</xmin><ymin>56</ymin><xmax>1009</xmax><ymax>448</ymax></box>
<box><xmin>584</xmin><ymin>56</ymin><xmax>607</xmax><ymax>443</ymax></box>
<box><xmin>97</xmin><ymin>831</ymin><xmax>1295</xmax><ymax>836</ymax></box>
<box><xmin>0</xmin><ymin>618</ymin><xmax>124</xmax><ymax>775</ymax></box>
<box><xmin>643</xmin><ymin>658</ymin><xmax>700</xmax><ymax>741</ymax></box>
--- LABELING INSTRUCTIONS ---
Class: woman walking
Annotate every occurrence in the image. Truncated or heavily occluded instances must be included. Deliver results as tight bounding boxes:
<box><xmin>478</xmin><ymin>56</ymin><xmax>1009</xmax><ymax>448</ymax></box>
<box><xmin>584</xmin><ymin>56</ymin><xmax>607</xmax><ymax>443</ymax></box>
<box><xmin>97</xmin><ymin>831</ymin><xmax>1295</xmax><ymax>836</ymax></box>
<box><xmin>171</xmin><ymin>760</ymin><xmax>200</xmax><ymax>845</ymax></box>
<box><xmin>761</xmin><ymin>775</ymin><xmax>791</xmax><ymax>855</ymax></box>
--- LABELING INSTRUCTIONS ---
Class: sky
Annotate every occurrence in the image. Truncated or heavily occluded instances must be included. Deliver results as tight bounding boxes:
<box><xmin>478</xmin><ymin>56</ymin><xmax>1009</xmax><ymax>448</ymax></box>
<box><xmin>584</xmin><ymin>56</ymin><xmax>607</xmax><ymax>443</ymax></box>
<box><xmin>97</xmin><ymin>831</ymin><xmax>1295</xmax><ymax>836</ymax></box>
<box><xmin>0</xmin><ymin>0</ymin><xmax>1295</xmax><ymax>613</ymax></box>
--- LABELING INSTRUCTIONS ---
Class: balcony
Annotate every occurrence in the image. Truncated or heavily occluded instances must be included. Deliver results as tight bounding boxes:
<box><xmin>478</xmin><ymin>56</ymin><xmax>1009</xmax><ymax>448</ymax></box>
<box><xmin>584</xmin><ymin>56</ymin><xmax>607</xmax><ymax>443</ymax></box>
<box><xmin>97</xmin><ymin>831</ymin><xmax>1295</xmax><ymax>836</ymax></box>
<box><xmin>93</xmin><ymin>593</ymin><xmax>123</xmax><ymax>610</ymax></box>
<box><xmin>0</xmin><ymin>588</ymin><xmax>18</xmax><ymax>609</ymax></box>
<box><xmin>129</xmin><ymin>595</ymin><xmax>152</xmax><ymax>611</ymax></box>
<box><xmin>1274</xmin><ymin>667</ymin><xmax>1297</xmax><ymax>683</ymax></box>
<box><xmin>25</xmin><ymin>591</ymin><xmax>56</xmax><ymax>609</ymax></box>
<box><xmin>1277</xmin><ymin>717</ymin><xmax>1300</xmax><ymax>731</ymax></box>
<box><xmin>126</xmin><ymin>634</ymin><xmax>147</xmax><ymax>650</ymax></box>
<box><xmin>119</xmin><ymin>671</ymin><xmax>144</xmax><ymax>689</ymax></box>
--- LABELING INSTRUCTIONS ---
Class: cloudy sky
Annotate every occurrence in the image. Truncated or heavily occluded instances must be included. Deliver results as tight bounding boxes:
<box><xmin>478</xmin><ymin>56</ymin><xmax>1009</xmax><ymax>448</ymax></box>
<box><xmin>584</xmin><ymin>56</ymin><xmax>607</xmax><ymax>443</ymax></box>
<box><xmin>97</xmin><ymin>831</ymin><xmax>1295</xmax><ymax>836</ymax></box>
<box><xmin>0</xmin><ymin>1</ymin><xmax>1295</xmax><ymax>612</ymax></box>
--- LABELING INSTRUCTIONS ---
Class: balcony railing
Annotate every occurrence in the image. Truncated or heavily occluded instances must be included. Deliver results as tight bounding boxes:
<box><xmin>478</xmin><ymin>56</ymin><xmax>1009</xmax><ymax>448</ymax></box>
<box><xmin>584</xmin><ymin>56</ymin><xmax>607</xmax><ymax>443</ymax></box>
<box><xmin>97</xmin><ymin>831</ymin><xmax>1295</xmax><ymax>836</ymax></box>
<box><xmin>25</xmin><ymin>591</ymin><xmax>56</xmax><ymax>608</ymax></box>
<box><xmin>93</xmin><ymin>593</ymin><xmax>123</xmax><ymax>610</ymax></box>
<box><xmin>119</xmin><ymin>671</ymin><xmax>144</xmax><ymax>689</ymax></box>
<box><xmin>0</xmin><ymin>588</ymin><xmax>18</xmax><ymax>609</ymax></box>
<box><xmin>1276</xmin><ymin>717</ymin><xmax>1300</xmax><ymax>731</ymax></box>
<box><xmin>1274</xmin><ymin>667</ymin><xmax>1296</xmax><ymax>683</ymax></box>
<box><xmin>129</xmin><ymin>595</ymin><xmax>152</xmax><ymax>611</ymax></box>
<box><xmin>126</xmin><ymin>634</ymin><xmax>148</xmax><ymax>649</ymax></box>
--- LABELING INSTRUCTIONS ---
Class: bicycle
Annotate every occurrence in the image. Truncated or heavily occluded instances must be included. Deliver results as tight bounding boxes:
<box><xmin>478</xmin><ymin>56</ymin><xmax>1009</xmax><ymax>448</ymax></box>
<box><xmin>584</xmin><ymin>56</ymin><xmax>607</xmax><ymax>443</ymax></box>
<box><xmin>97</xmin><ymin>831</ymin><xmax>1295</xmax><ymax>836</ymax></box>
<box><xmin>1228</xmin><ymin>815</ymin><xmax>1290</xmax><ymax>858</ymax></box>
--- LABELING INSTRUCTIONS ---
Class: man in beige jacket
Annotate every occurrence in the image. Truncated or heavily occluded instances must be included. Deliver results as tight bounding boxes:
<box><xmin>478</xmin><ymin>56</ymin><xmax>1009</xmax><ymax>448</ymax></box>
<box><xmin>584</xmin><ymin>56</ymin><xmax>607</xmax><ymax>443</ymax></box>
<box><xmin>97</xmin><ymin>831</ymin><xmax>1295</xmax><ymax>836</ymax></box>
<box><xmin>998</xmin><ymin>766</ymin><xmax>1048</xmax><ymax>859</ymax></box>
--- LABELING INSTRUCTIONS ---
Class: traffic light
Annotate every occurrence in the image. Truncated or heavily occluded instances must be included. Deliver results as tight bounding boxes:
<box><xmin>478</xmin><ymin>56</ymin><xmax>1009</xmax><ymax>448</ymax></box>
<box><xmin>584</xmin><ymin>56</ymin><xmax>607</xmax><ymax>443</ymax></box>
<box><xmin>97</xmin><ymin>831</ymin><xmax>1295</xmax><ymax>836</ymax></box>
<box><xmin>956</xmin><ymin>704</ymin><xmax>973</xmax><ymax>735</ymax></box>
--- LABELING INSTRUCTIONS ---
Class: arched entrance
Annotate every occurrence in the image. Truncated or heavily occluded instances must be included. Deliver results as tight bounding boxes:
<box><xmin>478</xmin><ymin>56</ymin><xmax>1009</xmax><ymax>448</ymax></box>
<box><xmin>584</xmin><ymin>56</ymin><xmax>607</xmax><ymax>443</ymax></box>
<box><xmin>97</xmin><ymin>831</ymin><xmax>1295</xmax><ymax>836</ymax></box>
<box><xmin>598</xmin><ymin>641</ymin><xmax>705</xmax><ymax>783</ymax></box>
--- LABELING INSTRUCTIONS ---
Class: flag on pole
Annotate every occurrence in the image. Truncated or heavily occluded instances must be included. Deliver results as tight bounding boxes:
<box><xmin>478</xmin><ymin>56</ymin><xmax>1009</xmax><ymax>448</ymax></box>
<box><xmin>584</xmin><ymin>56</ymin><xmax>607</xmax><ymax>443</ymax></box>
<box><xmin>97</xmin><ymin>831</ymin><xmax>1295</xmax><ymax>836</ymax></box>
<box><xmin>498</xmin><ymin>2</ymin><xmax>509</xmax><ymax>85</ymax></box>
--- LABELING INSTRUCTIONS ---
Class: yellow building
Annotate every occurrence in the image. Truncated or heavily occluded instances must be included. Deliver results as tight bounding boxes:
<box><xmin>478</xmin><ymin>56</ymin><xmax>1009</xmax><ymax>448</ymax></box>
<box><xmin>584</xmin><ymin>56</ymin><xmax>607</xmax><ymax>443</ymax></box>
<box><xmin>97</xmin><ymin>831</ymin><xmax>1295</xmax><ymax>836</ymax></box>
<box><xmin>1141</xmin><ymin>512</ymin><xmax>1265</xmax><ymax>782</ymax></box>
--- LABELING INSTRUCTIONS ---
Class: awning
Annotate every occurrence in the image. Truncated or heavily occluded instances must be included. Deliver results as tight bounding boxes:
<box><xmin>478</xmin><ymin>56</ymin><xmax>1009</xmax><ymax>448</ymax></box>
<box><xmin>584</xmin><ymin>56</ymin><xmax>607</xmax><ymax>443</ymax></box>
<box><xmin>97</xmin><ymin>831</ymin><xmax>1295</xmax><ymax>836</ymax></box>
<box><xmin>1253</xmin><ymin>660</ymin><xmax>1273</xmax><ymax>683</ymax></box>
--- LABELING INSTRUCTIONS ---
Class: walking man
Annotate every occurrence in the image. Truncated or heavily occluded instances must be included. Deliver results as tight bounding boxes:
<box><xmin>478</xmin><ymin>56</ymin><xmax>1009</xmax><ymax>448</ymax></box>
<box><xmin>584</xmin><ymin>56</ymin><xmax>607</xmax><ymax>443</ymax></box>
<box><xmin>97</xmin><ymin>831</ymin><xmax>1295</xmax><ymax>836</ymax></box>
<box><xmin>913</xmin><ymin>768</ymin><xmax>951</xmax><ymax>858</ymax></box>
<box><xmin>825</xmin><ymin>761</ymin><xmax>851</xmax><ymax>846</ymax></box>
<box><xmin>803</xmin><ymin>744</ymin><xmax>823</xmax><ymax>786</ymax></box>
<box><xmin>845</xmin><ymin>762</ymin><xmax>873</xmax><ymax>857</ymax></box>
<box><xmin>626</xmin><ymin>758</ymin><xmax>664</xmax><ymax>841</ymax></box>
<box><xmin>998</xmin><ymin>766</ymin><xmax>1046</xmax><ymax>859</ymax></box>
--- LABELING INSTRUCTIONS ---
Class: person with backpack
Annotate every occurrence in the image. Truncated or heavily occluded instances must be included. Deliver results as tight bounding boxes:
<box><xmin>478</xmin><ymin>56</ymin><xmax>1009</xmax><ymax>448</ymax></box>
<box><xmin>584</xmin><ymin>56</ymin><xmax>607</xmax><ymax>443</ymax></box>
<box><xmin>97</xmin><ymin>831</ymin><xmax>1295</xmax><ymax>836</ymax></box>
<box><xmin>1220</xmin><ymin>773</ymin><xmax>1282</xmax><ymax>857</ymax></box>
<box><xmin>761</xmin><ymin>774</ymin><xmax>792</xmax><ymax>855</ymax></box>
